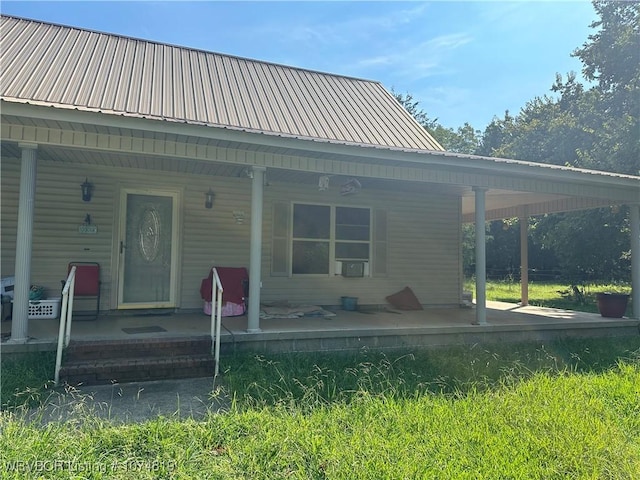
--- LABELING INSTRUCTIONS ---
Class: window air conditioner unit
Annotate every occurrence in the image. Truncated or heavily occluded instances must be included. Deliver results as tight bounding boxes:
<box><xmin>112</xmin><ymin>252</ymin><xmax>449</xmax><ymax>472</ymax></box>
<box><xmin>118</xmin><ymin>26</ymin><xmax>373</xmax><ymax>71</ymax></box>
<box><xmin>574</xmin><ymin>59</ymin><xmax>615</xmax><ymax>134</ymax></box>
<box><xmin>342</xmin><ymin>261</ymin><xmax>365</xmax><ymax>278</ymax></box>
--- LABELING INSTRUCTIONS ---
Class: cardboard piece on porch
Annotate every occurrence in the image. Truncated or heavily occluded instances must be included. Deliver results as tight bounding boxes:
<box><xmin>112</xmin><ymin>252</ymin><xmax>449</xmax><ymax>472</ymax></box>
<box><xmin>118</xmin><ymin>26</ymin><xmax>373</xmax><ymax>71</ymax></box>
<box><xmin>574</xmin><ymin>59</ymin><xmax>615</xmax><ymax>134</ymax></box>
<box><xmin>385</xmin><ymin>286</ymin><xmax>424</xmax><ymax>311</ymax></box>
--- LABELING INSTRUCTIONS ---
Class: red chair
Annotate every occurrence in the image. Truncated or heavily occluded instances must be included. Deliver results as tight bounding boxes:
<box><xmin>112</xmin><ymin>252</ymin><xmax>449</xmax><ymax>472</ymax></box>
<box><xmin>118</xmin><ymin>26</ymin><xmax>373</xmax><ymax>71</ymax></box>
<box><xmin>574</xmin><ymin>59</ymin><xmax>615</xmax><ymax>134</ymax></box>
<box><xmin>67</xmin><ymin>262</ymin><xmax>101</xmax><ymax>319</ymax></box>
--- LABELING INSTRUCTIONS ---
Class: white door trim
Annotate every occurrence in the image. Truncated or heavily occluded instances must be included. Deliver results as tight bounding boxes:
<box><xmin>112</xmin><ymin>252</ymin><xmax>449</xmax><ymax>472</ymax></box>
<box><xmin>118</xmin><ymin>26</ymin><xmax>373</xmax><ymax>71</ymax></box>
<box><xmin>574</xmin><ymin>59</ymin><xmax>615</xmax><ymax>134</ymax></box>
<box><xmin>116</xmin><ymin>187</ymin><xmax>181</xmax><ymax>309</ymax></box>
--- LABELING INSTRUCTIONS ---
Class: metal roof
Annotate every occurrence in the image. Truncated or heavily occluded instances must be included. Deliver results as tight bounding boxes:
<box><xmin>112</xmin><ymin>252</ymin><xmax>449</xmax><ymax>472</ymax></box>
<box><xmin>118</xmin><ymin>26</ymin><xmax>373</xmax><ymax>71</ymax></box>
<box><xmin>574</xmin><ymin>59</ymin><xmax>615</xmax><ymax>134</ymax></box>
<box><xmin>0</xmin><ymin>15</ymin><xmax>444</xmax><ymax>151</ymax></box>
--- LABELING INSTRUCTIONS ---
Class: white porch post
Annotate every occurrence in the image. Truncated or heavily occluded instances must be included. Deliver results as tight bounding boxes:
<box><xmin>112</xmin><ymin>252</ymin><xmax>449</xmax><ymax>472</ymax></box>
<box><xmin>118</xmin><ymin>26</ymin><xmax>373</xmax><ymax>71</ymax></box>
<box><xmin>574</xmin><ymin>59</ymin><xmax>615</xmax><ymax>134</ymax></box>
<box><xmin>10</xmin><ymin>143</ymin><xmax>38</xmax><ymax>343</ymax></box>
<box><xmin>247</xmin><ymin>166</ymin><xmax>266</xmax><ymax>332</ymax></box>
<box><xmin>520</xmin><ymin>209</ymin><xmax>529</xmax><ymax>307</ymax></box>
<box><xmin>630</xmin><ymin>204</ymin><xmax>640</xmax><ymax>320</ymax></box>
<box><xmin>473</xmin><ymin>187</ymin><xmax>488</xmax><ymax>325</ymax></box>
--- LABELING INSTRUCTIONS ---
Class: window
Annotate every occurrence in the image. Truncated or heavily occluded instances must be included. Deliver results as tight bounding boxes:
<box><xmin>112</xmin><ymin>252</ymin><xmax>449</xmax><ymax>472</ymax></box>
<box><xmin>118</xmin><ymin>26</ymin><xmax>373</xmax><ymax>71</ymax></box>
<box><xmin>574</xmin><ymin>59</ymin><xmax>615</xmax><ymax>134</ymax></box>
<box><xmin>292</xmin><ymin>204</ymin><xmax>330</xmax><ymax>274</ymax></box>
<box><xmin>291</xmin><ymin>204</ymin><xmax>370</xmax><ymax>275</ymax></box>
<box><xmin>335</xmin><ymin>206</ymin><xmax>370</xmax><ymax>261</ymax></box>
<box><xmin>271</xmin><ymin>203</ymin><xmax>385</xmax><ymax>277</ymax></box>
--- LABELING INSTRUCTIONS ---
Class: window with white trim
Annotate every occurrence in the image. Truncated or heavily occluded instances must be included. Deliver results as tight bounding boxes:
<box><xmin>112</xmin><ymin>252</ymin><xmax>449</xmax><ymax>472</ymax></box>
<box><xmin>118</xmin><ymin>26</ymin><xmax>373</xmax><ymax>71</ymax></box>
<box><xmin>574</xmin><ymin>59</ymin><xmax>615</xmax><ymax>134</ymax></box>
<box><xmin>293</xmin><ymin>204</ymin><xmax>371</xmax><ymax>275</ymax></box>
<box><xmin>271</xmin><ymin>203</ymin><xmax>385</xmax><ymax>277</ymax></box>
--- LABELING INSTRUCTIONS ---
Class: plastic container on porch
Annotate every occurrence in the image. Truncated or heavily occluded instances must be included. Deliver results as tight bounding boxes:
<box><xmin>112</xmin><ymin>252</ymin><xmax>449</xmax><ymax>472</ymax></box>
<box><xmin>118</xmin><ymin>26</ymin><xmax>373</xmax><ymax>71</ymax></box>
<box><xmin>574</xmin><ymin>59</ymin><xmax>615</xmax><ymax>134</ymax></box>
<box><xmin>341</xmin><ymin>296</ymin><xmax>358</xmax><ymax>311</ymax></box>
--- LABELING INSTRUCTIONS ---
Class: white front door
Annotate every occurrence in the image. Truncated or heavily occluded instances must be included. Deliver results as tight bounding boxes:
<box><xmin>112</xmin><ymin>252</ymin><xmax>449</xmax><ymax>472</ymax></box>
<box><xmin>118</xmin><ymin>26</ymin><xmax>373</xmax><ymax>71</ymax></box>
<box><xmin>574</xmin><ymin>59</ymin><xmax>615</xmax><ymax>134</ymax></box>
<box><xmin>118</xmin><ymin>189</ymin><xmax>179</xmax><ymax>308</ymax></box>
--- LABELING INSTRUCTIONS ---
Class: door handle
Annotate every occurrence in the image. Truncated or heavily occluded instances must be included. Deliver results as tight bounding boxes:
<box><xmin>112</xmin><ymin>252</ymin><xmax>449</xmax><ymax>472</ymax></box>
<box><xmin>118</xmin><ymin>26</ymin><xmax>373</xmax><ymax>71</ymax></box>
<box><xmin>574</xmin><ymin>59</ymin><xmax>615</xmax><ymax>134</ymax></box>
<box><xmin>120</xmin><ymin>241</ymin><xmax>126</xmax><ymax>254</ymax></box>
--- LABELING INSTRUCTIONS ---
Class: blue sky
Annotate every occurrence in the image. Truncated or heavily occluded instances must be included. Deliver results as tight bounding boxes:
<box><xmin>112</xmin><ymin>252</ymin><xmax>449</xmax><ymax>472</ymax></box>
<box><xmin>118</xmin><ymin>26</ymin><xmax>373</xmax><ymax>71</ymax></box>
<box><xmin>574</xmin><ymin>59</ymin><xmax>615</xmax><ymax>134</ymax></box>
<box><xmin>1</xmin><ymin>1</ymin><xmax>597</xmax><ymax>130</ymax></box>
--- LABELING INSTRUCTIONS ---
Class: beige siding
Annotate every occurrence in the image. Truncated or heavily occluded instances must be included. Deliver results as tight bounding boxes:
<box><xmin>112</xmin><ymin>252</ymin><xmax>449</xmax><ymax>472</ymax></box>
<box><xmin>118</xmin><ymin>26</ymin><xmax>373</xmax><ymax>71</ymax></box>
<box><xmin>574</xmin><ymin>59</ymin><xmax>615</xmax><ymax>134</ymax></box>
<box><xmin>0</xmin><ymin>158</ymin><xmax>20</xmax><ymax>278</ymax></box>
<box><xmin>1</xmin><ymin>156</ymin><xmax>461</xmax><ymax>311</ymax></box>
<box><xmin>261</xmin><ymin>182</ymin><xmax>462</xmax><ymax>307</ymax></box>
<box><xmin>1</xmin><ymin>156</ymin><xmax>253</xmax><ymax>311</ymax></box>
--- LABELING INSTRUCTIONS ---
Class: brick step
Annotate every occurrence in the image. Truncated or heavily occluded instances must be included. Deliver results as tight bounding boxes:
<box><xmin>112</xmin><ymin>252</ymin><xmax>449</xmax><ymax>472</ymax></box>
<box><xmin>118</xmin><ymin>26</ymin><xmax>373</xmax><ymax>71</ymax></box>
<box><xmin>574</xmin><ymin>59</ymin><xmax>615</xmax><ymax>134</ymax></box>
<box><xmin>60</xmin><ymin>354</ymin><xmax>215</xmax><ymax>386</ymax></box>
<box><xmin>65</xmin><ymin>336</ymin><xmax>212</xmax><ymax>362</ymax></box>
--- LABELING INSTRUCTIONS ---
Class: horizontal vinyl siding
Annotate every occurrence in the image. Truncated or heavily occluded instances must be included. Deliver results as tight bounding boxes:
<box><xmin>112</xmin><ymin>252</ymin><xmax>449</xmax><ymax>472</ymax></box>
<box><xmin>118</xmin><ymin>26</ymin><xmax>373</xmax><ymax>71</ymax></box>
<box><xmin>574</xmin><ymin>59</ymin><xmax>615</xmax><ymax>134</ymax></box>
<box><xmin>0</xmin><ymin>156</ymin><xmax>253</xmax><ymax>311</ymax></box>
<box><xmin>261</xmin><ymin>182</ymin><xmax>462</xmax><ymax>307</ymax></box>
<box><xmin>0</xmin><ymin>158</ymin><xmax>20</xmax><ymax>278</ymax></box>
<box><xmin>180</xmin><ymin>176</ymin><xmax>252</xmax><ymax>309</ymax></box>
<box><xmin>2</xmin><ymin>156</ymin><xmax>461</xmax><ymax>312</ymax></box>
<box><xmin>2</xmin><ymin>156</ymin><xmax>114</xmax><ymax>310</ymax></box>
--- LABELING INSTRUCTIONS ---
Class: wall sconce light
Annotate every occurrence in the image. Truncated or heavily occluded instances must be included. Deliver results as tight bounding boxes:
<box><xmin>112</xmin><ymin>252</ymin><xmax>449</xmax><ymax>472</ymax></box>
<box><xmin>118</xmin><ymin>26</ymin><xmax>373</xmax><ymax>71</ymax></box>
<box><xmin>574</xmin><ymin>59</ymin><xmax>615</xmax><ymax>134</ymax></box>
<box><xmin>81</xmin><ymin>178</ymin><xmax>93</xmax><ymax>202</ymax></box>
<box><xmin>205</xmin><ymin>188</ymin><xmax>215</xmax><ymax>209</ymax></box>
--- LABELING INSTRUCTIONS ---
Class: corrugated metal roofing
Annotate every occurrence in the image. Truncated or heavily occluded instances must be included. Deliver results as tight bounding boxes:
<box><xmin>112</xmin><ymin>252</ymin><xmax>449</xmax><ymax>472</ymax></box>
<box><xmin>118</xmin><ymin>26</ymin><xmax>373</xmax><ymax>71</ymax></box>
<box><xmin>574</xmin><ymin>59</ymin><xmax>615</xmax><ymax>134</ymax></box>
<box><xmin>0</xmin><ymin>15</ymin><xmax>444</xmax><ymax>151</ymax></box>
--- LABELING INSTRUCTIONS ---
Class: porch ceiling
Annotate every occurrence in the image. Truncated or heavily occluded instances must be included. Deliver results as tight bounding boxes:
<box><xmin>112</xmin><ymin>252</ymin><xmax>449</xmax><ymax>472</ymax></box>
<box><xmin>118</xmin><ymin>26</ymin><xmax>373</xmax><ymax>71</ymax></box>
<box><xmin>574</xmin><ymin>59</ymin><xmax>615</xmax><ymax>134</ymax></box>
<box><xmin>0</xmin><ymin>140</ymin><xmax>465</xmax><ymax>197</ymax></box>
<box><xmin>1</xmin><ymin>139</ymin><xmax>614</xmax><ymax>221</ymax></box>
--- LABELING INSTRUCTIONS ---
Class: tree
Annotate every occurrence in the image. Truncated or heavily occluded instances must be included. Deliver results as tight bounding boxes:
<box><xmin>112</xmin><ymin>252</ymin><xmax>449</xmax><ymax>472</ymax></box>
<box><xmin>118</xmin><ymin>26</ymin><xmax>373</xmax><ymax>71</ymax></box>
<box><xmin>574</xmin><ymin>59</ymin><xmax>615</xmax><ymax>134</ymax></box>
<box><xmin>571</xmin><ymin>0</ymin><xmax>640</xmax><ymax>175</ymax></box>
<box><xmin>476</xmin><ymin>111</ymin><xmax>514</xmax><ymax>157</ymax></box>
<box><xmin>476</xmin><ymin>1</ymin><xmax>637</xmax><ymax>281</ymax></box>
<box><xmin>393</xmin><ymin>91</ymin><xmax>439</xmax><ymax>132</ymax></box>
<box><xmin>394</xmin><ymin>91</ymin><xmax>480</xmax><ymax>154</ymax></box>
<box><xmin>395</xmin><ymin>1</ymin><xmax>637</xmax><ymax>281</ymax></box>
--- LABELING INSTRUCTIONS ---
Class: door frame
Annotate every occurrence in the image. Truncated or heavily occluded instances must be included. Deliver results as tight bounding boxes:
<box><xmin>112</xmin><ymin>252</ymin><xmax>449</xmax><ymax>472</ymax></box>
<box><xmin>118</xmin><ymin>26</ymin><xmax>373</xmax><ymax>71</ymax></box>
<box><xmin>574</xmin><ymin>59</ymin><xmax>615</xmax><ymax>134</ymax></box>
<box><xmin>116</xmin><ymin>187</ymin><xmax>182</xmax><ymax>309</ymax></box>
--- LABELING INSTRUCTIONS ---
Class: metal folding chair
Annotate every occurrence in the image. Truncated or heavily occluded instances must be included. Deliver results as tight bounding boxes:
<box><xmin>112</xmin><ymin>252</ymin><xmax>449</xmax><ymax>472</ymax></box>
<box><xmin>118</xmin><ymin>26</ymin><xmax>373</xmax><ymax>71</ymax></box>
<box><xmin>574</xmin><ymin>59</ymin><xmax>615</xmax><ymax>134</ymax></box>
<box><xmin>68</xmin><ymin>262</ymin><xmax>101</xmax><ymax>319</ymax></box>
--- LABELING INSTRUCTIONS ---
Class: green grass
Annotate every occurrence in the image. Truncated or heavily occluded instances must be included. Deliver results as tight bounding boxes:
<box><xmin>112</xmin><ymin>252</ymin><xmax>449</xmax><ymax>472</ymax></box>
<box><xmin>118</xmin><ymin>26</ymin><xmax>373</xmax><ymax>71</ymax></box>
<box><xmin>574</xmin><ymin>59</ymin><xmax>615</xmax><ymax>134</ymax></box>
<box><xmin>2</xmin><ymin>338</ymin><xmax>640</xmax><ymax>478</ymax></box>
<box><xmin>465</xmin><ymin>280</ymin><xmax>632</xmax><ymax>313</ymax></box>
<box><xmin>1</xmin><ymin>281</ymin><xmax>639</xmax><ymax>478</ymax></box>
<box><xmin>222</xmin><ymin>337</ymin><xmax>640</xmax><ymax>408</ymax></box>
<box><xmin>0</xmin><ymin>351</ymin><xmax>56</xmax><ymax>409</ymax></box>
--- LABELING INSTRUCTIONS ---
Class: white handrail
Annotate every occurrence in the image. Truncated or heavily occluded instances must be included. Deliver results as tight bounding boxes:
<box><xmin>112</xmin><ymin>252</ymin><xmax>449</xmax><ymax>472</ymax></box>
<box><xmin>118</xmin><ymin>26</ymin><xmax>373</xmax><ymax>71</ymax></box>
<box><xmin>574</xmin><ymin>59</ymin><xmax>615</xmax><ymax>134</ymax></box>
<box><xmin>210</xmin><ymin>267</ymin><xmax>223</xmax><ymax>377</ymax></box>
<box><xmin>54</xmin><ymin>266</ymin><xmax>76</xmax><ymax>386</ymax></box>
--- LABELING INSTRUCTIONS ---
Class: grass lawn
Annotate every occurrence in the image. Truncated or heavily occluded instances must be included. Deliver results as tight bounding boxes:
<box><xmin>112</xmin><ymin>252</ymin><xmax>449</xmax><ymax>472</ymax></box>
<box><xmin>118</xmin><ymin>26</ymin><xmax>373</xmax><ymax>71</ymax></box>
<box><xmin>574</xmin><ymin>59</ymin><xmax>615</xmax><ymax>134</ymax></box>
<box><xmin>465</xmin><ymin>280</ymin><xmax>632</xmax><ymax>314</ymax></box>
<box><xmin>1</xmin><ymin>281</ymin><xmax>639</xmax><ymax>478</ymax></box>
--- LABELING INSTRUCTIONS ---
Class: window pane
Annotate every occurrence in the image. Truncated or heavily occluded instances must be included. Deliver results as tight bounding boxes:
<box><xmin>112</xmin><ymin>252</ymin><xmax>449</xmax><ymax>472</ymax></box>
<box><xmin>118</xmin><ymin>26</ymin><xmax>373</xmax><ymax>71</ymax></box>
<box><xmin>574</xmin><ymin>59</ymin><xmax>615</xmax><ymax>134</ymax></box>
<box><xmin>336</xmin><ymin>207</ymin><xmax>370</xmax><ymax>226</ymax></box>
<box><xmin>336</xmin><ymin>242</ymin><xmax>369</xmax><ymax>260</ymax></box>
<box><xmin>292</xmin><ymin>241</ymin><xmax>329</xmax><ymax>274</ymax></box>
<box><xmin>336</xmin><ymin>225</ymin><xmax>370</xmax><ymax>241</ymax></box>
<box><xmin>293</xmin><ymin>204</ymin><xmax>330</xmax><ymax>239</ymax></box>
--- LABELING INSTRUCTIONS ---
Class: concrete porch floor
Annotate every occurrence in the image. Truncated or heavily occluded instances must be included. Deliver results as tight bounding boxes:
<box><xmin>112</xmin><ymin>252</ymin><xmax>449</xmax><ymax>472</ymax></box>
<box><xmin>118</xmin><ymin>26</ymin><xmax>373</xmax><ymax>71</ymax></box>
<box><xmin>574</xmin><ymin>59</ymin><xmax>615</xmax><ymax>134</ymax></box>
<box><xmin>2</xmin><ymin>301</ymin><xmax>639</xmax><ymax>354</ymax></box>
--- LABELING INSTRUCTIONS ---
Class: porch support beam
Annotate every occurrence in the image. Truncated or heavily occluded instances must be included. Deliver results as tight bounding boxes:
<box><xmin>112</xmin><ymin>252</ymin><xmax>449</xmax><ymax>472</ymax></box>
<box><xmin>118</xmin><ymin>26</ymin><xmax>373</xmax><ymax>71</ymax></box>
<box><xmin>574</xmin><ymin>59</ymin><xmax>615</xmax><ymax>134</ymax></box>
<box><xmin>10</xmin><ymin>143</ymin><xmax>38</xmax><ymax>343</ymax></box>
<box><xmin>630</xmin><ymin>204</ymin><xmax>640</xmax><ymax>319</ymax></box>
<box><xmin>473</xmin><ymin>187</ymin><xmax>488</xmax><ymax>325</ymax></box>
<box><xmin>247</xmin><ymin>166</ymin><xmax>266</xmax><ymax>332</ymax></box>
<box><xmin>520</xmin><ymin>208</ymin><xmax>529</xmax><ymax>306</ymax></box>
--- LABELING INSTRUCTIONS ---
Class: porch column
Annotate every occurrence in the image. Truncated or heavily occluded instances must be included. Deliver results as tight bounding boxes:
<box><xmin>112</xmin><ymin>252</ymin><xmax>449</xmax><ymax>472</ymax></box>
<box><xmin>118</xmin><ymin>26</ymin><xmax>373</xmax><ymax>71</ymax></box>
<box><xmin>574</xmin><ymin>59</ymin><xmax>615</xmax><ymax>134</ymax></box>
<box><xmin>10</xmin><ymin>143</ymin><xmax>38</xmax><ymax>343</ymax></box>
<box><xmin>630</xmin><ymin>204</ymin><xmax>640</xmax><ymax>320</ymax></box>
<box><xmin>519</xmin><ymin>208</ymin><xmax>529</xmax><ymax>306</ymax></box>
<box><xmin>473</xmin><ymin>187</ymin><xmax>488</xmax><ymax>325</ymax></box>
<box><xmin>247</xmin><ymin>166</ymin><xmax>266</xmax><ymax>332</ymax></box>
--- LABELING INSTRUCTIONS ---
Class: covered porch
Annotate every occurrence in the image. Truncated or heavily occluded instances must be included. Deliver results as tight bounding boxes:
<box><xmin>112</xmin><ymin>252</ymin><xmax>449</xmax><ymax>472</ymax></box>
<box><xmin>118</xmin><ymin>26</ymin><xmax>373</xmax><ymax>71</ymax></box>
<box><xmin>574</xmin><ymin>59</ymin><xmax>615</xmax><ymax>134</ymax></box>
<box><xmin>3</xmin><ymin>302</ymin><xmax>638</xmax><ymax>355</ymax></box>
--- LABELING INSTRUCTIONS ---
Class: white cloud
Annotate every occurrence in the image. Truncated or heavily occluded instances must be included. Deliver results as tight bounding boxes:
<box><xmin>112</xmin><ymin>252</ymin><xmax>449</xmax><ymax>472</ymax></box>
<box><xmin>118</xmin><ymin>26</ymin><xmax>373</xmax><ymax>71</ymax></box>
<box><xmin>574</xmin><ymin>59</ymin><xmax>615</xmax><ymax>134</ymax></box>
<box><xmin>354</xmin><ymin>33</ymin><xmax>473</xmax><ymax>82</ymax></box>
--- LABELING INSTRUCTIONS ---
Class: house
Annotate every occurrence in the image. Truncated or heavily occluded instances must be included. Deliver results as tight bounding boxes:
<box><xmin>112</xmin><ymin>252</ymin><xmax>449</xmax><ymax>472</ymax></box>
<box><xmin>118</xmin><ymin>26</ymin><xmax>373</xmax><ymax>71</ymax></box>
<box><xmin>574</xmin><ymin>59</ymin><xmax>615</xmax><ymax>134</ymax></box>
<box><xmin>2</xmin><ymin>15</ymin><xmax>639</xmax><ymax>347</ymax></box>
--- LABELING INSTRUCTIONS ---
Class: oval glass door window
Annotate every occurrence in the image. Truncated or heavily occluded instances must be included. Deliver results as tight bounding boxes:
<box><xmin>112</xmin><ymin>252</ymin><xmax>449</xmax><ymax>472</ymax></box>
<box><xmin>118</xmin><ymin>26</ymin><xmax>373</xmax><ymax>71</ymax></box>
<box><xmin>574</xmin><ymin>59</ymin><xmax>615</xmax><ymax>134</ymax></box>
<box><xmin>138</xmin><ymin>208</ymin><xmax>161</xmax><ymax>262</ymax></box>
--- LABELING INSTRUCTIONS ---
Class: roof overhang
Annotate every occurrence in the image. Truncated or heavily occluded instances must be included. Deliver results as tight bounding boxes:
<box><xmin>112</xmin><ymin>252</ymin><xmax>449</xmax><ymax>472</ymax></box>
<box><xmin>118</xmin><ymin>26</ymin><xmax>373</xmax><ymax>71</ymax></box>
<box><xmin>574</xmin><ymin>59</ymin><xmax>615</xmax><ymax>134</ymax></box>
<box><xmin>2</xmin><ymin>99</ymin><xmax>639</xmax><ymax>221</ymax></box>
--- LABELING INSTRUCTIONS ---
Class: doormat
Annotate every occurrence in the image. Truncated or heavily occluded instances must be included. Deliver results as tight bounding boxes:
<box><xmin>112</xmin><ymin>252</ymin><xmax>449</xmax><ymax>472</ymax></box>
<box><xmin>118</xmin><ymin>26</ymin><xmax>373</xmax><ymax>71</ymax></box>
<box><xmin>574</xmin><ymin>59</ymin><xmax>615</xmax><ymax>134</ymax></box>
<box><xmin>122</xmin><ymin>326</ymin><xmax>167</xmax><ymax>334</ymax></box>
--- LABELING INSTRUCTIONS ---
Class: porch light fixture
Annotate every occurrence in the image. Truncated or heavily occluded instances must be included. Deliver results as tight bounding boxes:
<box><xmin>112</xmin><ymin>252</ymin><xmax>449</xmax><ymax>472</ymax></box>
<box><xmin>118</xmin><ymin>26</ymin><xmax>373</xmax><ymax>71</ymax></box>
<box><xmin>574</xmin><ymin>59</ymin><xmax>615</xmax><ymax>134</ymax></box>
<box><xmin>205</xmin><ymin>188</ymin><xmax>215</xmax><ymax>209</ymax></box>
<box><xmin>81</xmin><ymin>178</ymin><xmax>93</xmax><ymax>202</ymax></box>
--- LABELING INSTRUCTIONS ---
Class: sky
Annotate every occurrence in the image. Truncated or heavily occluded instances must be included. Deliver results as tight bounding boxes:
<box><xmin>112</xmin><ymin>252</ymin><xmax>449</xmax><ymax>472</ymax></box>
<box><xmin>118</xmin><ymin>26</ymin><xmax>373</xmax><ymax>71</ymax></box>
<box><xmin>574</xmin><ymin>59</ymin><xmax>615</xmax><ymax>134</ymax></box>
<box><xmin>0</xmin><ymin>1</ymin><xmax>598</xmax><ymax>130</ymax></box>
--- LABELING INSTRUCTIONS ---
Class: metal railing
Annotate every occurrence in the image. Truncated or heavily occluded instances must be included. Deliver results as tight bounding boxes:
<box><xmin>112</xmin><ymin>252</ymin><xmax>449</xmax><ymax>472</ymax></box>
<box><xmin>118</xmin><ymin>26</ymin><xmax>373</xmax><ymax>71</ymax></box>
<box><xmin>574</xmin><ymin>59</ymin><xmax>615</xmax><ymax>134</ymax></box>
<box><xmin>210</xmin><ymin>267</ymin><xmax>223</xmax><ymax>377</ymax></box>
<box><xmin>54</xmin><ymin>266</ymin><xmax>76</xmax><ymax>386</ymax></box>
